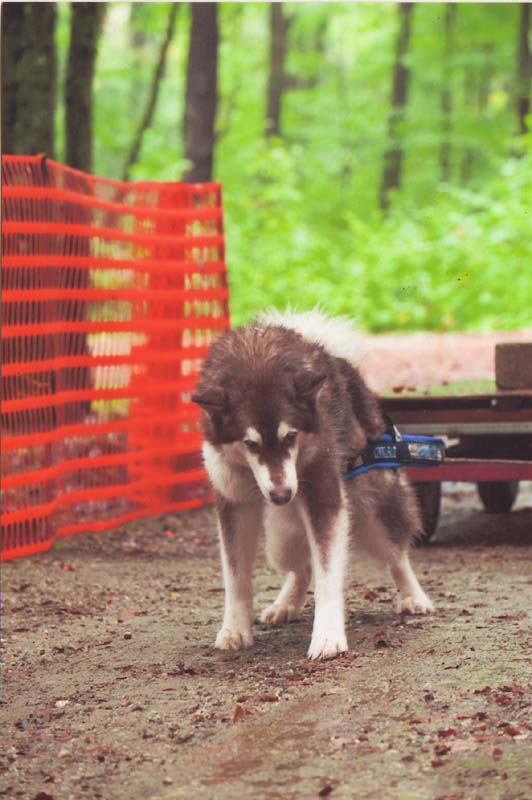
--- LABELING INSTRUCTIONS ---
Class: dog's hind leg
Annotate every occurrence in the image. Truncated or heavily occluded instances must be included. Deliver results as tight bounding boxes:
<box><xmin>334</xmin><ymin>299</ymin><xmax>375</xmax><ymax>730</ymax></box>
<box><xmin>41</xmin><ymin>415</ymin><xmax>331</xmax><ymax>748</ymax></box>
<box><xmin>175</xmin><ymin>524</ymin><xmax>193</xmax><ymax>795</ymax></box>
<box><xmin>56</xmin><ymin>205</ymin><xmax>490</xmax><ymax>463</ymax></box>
<box><xmin>261</xmin><ymin>569</ymin><xmax>311</xmax><ymax>624</ymax></box>
<box><xmin>377</xmin><ymin>474</ymin><xmax>434</xmax><ymax>614</ymax></box>
<box><xmin>215</xmin><ymin>497</ymin><xmax>262</xmax><ymax>650</ymax></box>
<box><xmin>389</xmin><ymin>549</ymin><xmax>434</xmax><ymax>614</ymax></box>
<box><xmin>355</xmin><ymin>522</ymin><xmax>434</xmax><ymax>614</ymax></box>
<box><xmin>351</xmin><ymin>473</ymin><xmax>434</xmax><ymax>615</ymax></box>
<box><xmin>261</xmin><ymin>503</ymin><xmax>311</xmax><ymax>624</ymax></box>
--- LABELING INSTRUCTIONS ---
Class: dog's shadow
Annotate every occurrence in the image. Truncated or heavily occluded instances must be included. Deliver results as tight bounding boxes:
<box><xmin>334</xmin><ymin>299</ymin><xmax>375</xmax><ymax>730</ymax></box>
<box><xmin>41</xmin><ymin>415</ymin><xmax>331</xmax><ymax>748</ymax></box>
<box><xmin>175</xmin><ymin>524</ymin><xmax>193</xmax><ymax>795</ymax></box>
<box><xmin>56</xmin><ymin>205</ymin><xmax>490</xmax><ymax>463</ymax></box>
<box><xmin>433</xmin><ymin>505</ymin><xmax>532</xmax><ymax>549</ymax></box>
<box><xmin>197</xmin><ymin>604</ymin><xmax>404</xmax><ymax>670</ymax></box>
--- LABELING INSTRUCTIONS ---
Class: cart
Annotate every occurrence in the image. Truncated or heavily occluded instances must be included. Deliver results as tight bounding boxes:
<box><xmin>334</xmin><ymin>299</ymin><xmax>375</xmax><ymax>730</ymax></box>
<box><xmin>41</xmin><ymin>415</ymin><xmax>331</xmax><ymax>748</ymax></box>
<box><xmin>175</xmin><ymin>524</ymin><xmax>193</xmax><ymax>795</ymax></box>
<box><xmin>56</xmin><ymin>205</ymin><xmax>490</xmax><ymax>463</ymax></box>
<box><xmin>380</xmin><ymin>389</ymin><xmax>532</xmax><ymax>542</ymax></box>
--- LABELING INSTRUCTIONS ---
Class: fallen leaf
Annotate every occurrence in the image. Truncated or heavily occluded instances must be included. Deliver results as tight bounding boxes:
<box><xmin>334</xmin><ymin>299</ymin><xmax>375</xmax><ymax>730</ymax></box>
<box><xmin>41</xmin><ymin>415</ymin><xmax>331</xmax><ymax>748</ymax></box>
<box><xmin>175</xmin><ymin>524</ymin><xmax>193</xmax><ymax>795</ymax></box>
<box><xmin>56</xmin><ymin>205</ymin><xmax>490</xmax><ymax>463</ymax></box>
<box><xmin>491</xmin><ymin>694</ymin><xmax>512</xmax><ymax>706</ymax></box>
<box><xmin>233</xmin><ymin>704</ymin><xmax>252</xmax><ymax>723</ymax></box>
<box><xmin>259</xmin><ymin>692</ymin><xmax>280</xmax><ymax>703</ymax></box>
<box><xmin>437</xmin><ymin>728</ymin><xmax>458</xmax><ymax>739</ymax></box>
<box><xmin>503</xmin><ymin>725</ymin><xmax>522</xmax><ymax>737</ymax></box>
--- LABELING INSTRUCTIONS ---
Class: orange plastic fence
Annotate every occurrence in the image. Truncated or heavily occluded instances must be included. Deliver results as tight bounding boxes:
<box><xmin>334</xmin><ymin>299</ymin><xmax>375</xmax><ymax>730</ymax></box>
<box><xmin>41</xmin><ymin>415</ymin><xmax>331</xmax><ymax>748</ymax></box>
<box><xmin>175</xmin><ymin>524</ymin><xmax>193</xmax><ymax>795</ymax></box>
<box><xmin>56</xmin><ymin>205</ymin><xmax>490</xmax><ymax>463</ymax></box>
<box><xmin>1</xmin><ymin>156</ymin><xmax>230</xmax><ymax>560</ymax></box>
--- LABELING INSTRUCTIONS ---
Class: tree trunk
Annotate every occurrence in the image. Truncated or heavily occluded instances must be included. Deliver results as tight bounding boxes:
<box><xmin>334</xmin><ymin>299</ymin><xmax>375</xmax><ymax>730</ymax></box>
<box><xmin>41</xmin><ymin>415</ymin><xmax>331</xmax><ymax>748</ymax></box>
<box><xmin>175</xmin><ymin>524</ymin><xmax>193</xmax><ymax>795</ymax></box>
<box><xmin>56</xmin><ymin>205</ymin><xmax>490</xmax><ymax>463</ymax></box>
<box><xmin>461</xmin><ymin>44</ymin><xmax>493</xmax><ymax>183</ymax></box>
<box><xmin>516</xmin><ymin>2</ymin><xmax>531</xmax><ymax>136</ymax></box>
<box><xmin>379</xmin><ymin>2</ymin><xmax>414</xmax><ymax>211</ymax></box>
<box><xmin>265</xmin><ymin>3</ymin><xmax>290</xmax><ymax>137</ymax></box>
<box><xmin>1</xmin><ymin>4</ymin><xmax>25</xmax><ymax>154</ymax></box>
<box><xmin>460</xmin><ymin>68</ymin><xmax>476</xmax><ymax>184</ymax></box>
<box><xmin>183</xmin><ymin>2</ymin><xmax>219</xmax><ymax>183</ymax></box>
<box><xmin>11</xmin><ymin>3</ymin><xmax>57</xmax><ymax>157</ymax></box>
<box><xmin>65</xmin><ymin>3</ymin><xmax>106</xmax><ymax>173</ymax></box>
<box><xmin>439</xmin><ymin>3</ymin><xmax>457</xmax><ymax>182</ymax></box>
<box><xmin>123</xmin><ymin>3</ymin><xmax>179</xmax><ymax>181</ymax></box>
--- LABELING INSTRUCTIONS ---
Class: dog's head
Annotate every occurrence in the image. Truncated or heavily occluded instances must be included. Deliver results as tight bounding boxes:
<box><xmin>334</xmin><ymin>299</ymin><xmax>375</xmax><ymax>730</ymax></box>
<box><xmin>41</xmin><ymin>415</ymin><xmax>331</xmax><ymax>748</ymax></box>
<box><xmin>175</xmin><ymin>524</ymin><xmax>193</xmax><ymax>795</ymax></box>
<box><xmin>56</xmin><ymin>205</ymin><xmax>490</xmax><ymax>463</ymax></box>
<box><xmin>192</xmin><ymin>326</ymin><xmax>327</xmax><ymax>505</ymax></box>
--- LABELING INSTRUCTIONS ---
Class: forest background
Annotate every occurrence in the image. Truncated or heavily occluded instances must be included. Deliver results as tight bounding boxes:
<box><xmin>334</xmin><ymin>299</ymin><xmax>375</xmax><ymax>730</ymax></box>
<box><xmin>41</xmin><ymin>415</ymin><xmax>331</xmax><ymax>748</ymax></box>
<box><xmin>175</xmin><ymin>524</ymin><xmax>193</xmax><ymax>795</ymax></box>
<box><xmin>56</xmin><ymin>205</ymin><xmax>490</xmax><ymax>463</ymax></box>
<box><xmin>2</xmin><ymin>1</ymin><xmax>532</xmax><ymax>331</ymax></box>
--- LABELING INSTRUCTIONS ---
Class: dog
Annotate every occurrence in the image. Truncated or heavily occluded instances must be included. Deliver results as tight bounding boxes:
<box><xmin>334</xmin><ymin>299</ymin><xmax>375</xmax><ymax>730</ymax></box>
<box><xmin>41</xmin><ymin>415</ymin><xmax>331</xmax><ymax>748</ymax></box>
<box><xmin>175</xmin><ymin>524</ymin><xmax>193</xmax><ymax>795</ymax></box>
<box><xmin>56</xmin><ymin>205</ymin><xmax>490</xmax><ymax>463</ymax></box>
<box><xmin>192</xmin><ymin>311</ymin><xmax>434</xmax><ymax>660</ymax></box>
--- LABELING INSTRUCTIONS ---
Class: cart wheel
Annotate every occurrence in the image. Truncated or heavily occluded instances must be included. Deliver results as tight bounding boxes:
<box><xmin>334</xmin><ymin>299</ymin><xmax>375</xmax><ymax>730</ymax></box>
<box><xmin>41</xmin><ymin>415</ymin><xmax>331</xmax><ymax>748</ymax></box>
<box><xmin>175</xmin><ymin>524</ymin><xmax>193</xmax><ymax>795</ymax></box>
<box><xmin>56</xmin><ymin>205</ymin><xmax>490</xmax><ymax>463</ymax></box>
<box><xmin>413</xmin><ymin>482</ymin><xmax>441</xmax><ymax>544</ymax></box>
<box><xmin>477</xmin><ymin>481</ymin><xmax>519</xmax><ymax>513</ymax></box>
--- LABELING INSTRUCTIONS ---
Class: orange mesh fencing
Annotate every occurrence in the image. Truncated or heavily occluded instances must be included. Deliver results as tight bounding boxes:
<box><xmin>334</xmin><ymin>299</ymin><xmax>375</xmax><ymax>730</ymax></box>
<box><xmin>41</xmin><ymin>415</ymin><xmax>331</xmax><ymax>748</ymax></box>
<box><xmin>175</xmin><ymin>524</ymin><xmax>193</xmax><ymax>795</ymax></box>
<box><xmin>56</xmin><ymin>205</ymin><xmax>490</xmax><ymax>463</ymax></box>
<box><xmin>1</xmin><ymin>156</ymin><xmax>230</xmax><ymax>560</ymax></box>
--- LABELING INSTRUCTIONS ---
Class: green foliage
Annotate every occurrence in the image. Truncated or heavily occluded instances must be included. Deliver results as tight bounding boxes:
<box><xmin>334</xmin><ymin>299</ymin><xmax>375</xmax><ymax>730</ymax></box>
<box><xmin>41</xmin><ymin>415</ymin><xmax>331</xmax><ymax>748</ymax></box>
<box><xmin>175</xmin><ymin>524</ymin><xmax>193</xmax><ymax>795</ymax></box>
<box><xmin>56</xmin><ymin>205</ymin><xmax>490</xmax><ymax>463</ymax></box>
<box><xmin>56</xmin><ymin>2</ymin><xmax>532</xmax><ymax>332</ymax></box>
<box><xmin>223</xmin><ymin>139</ymin><xmax>532</xmax><ymax>331</ymax></box>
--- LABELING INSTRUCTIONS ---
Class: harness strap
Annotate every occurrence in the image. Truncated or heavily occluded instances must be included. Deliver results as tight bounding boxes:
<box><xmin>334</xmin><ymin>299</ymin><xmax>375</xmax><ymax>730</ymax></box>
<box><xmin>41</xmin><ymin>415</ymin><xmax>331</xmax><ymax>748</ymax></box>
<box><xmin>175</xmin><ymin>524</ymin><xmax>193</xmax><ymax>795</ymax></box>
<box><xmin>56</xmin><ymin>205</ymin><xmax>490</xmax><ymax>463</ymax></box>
<box><xmin>343</xmin><ymin>424</ymin><xmax>445</xmax><ymax>481</ymax></box>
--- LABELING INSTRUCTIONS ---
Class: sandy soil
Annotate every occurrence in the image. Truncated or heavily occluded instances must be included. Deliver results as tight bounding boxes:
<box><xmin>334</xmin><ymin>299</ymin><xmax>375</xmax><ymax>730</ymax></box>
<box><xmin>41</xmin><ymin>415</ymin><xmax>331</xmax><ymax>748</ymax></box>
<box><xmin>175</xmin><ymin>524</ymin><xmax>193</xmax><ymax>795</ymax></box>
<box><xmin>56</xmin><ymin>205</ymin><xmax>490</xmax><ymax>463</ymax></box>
<box><xmin>2</xmin><ymin>330</ymin><xmax>532</xmax><ymax>800</ymax></box>
<box><xmin>2</xmin><ymin>483</ymin><xmax>532</xmax><ymax>800</ymax></box>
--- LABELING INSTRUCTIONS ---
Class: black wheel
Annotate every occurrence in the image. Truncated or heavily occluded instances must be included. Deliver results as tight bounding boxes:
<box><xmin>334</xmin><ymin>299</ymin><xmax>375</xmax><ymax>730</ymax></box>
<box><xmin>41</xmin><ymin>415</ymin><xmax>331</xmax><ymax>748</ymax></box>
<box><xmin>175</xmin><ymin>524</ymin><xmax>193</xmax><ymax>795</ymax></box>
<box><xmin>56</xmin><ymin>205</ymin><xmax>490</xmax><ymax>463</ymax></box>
<box><xmin>413</xmin><ymin>482</ymin><xmax>442</xmax><ymax>544</ymax></box>
<box><xmin>477</xmin><ymin>481</ymin><xmax>519</xmax><ymax>513</ymax></box>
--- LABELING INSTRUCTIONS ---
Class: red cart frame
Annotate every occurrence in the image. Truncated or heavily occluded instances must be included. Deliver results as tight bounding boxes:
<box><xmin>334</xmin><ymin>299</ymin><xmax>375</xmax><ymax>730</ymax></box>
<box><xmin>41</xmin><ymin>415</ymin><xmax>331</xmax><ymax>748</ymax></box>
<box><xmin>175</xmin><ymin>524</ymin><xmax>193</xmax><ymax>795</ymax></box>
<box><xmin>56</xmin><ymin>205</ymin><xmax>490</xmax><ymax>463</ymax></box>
<box><xmin>381</xmin><ymin>390</ymin><xmax>532</xmax><ymax>539</ymax></box>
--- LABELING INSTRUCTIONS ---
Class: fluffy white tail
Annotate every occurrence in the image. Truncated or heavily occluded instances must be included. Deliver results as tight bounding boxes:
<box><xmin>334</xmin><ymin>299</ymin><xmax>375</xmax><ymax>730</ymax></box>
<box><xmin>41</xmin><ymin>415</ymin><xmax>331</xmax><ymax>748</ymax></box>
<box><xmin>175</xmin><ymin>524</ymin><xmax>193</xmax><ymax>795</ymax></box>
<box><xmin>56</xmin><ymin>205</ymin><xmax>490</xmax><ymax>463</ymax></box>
<box><xmin>259</xmin><ymin>308</ymin><xmax>363</xmax><ymax>367</ymax></box>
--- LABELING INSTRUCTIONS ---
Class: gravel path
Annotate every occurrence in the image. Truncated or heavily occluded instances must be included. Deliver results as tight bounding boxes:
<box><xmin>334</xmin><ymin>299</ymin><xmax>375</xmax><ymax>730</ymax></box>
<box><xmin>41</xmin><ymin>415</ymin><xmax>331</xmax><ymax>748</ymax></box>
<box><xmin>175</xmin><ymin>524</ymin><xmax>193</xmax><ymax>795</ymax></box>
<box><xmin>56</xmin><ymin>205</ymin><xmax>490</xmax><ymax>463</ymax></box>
<box><xmin>2</xmin><ymin>484</ymin><xmax>531</xmax><ymax>800</ymax></box>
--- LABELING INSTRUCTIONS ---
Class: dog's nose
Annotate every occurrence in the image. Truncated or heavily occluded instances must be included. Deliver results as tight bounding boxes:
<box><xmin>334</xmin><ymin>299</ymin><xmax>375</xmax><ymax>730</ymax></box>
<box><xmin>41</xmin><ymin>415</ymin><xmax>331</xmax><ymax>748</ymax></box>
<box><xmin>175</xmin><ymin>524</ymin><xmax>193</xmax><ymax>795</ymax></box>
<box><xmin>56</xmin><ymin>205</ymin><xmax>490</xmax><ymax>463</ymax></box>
<box><xmin>269</xmin><ymin>487</ymin><xmax>293</xmax><ymax>505</ymax></box>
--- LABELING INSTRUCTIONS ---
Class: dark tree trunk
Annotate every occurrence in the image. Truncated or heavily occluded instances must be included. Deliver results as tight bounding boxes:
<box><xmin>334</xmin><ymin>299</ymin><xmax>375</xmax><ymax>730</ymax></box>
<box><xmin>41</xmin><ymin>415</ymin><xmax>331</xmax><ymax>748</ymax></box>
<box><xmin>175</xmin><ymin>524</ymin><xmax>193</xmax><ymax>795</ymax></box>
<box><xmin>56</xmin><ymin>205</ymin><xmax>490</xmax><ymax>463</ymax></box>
<box><xmin>516</xmin><ymin>3</ymin><xmax>531</xmax><ymax>136</ymax></box>
<box><xmin>265</xmin><ymin>3</ymin><xmax>290</xmax><ymax>137</ymax></box>
<box><xmin>379</xmin><ymin>3</ymin><xmax>414</xmax><ymax>211</ymax></box>
<box><xmin>65</xmin><ymin>3</ymin><xmax>106</xmax><ymax>173</ymax></box>
<box><xmin>183</xmin><ymin>2</ymin><xmax>219</xmax><ymax>182</ymax></box>
<box><xmin>123</xmin><ymin>3</ymin><xmax>179</xmax><ymax>181</ymax></box>
<box><xmin>439</xmin><ymin>3</ymin><xmax>457</xmax><ymax>182</ymax></box>
<box><xmin>460</xmin><ymin>69</ymin><xmax>476</xmax><ymax>184</ymax></box>
<box><xmin>10</xmin><ymin>3</ymin><xmax>57</xmax><ymax>157</ymax></box>
<box><xmin>461</xmin><ymin>44</ymin><xmax>493</xmax><ymax>183</ymax></box>
<box><xmin>1</xmin><ymin>3</ymin><xmax>25</xmax><ymax>154</ymax></box>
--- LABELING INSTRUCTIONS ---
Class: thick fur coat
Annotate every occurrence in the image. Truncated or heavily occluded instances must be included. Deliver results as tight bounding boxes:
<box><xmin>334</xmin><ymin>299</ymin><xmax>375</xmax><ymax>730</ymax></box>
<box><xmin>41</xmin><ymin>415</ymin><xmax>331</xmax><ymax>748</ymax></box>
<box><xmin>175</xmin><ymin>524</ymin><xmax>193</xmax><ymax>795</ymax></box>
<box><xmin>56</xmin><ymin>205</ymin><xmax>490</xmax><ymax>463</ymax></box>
<box><xmin>193</xmin><ymin>311</ymin><xmax>433</xmax><ymax>659</ymax></box>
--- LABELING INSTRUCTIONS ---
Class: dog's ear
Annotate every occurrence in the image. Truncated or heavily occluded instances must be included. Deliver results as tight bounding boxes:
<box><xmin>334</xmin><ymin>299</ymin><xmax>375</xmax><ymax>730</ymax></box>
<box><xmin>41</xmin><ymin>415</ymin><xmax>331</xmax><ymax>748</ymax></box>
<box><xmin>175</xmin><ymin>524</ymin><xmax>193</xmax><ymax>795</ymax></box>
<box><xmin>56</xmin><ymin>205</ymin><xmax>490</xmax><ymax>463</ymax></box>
<box><xmin>192</xmin><ymin>385</ymin><xmax>228</xmax><ymax>415</ymax></box>
<box><xmin>294</xmin><ymin>370</ymin><xmax>327</xmax><ymax>399</ymax></box>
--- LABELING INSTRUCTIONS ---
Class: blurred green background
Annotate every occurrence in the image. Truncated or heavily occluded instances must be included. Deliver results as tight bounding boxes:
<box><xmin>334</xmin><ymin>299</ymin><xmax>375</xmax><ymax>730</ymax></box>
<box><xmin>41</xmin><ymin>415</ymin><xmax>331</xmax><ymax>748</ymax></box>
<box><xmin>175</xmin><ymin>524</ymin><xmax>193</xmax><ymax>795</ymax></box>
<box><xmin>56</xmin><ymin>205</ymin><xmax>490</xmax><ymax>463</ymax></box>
<box><xmin>4</xmin><ymin>2</ymin><xmax>532</xmax><ymax>331</ymax></box>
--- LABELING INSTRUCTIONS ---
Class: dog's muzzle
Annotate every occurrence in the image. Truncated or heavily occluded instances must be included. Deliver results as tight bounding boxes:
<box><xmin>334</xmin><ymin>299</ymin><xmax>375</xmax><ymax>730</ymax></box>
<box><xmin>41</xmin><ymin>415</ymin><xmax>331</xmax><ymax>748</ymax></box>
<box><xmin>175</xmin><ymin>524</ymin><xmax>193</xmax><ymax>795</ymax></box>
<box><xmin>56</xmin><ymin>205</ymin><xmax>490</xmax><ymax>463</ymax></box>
<box><xmin>269</xmin><ymin>487</ymin><xmax>293</xmax><ymax>505</ymax></box>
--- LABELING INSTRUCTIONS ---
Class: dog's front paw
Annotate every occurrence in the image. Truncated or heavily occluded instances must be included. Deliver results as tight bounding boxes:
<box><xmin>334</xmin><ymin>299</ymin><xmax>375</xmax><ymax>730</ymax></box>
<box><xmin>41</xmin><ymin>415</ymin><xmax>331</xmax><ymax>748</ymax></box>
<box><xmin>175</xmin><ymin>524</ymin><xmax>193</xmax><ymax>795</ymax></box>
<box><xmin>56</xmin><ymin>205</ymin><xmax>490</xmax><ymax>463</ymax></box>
<box><xmin>215</xmin><ymin>626</ymin><xmax>254</xmax><ymax>650</ymax></box>
<box><xmin>260</xmin><ymin>602</ymin><xmax>300</xmax><ymax>625</ymax></box>
<box><xmin>307</xmin><ymin>628</ymin><xmax>348</xmax><ymax>660</ymax></box>
<box><xmin>396</xmin><ymin>591</ymin><xmax>434</xmax><ymax>615</ymax></box>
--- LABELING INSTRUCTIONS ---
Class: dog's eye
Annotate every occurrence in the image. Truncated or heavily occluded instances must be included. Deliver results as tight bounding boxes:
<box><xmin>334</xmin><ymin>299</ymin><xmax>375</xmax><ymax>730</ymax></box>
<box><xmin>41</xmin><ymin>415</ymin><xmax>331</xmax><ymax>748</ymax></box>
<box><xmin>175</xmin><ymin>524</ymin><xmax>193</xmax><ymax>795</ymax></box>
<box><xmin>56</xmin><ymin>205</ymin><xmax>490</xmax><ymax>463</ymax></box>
<box><xmin>244</xmin><ymin>439</ymin><xmax>261</xmax><ymax>453</ymax></box>
<box><xmin>284</xmin><ymin>430</ymin><xmax>298</xmax><ymax>445</ymax></box>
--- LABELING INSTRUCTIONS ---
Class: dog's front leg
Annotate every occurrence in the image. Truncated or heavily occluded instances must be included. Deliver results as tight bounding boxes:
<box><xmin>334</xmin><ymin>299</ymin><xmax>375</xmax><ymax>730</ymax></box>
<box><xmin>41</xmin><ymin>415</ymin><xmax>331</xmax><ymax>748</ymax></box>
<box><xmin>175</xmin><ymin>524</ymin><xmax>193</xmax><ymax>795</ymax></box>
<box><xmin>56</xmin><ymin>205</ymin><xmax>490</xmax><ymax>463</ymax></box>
<box><xmin>215</xmin><ymin>496</ymin><xmax>261</xmax><ymax>650</ymax></box>
<box><xmin>299</xmin><ymin>488</ymin><xmax>349</xmax><ymax>660</ymax></box>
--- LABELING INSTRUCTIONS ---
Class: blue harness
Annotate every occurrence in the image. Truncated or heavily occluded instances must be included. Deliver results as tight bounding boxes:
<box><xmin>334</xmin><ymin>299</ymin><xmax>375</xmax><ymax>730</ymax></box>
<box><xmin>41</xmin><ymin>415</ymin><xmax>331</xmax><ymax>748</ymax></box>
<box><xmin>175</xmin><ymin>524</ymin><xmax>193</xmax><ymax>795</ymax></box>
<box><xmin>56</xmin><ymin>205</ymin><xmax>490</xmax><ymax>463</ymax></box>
<box><xmin>344</xmin><ymin>425</ymin><xmax>445</xmax><ymax>480</ymax></box>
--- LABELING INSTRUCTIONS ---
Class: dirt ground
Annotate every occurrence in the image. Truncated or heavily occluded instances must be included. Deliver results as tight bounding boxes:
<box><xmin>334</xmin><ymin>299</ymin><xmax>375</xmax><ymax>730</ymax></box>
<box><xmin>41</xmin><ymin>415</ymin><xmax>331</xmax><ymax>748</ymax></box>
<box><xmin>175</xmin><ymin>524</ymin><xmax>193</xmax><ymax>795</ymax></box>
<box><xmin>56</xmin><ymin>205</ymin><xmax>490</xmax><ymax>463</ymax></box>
<box><xmin>2</xmin><ymin>330</ymin><xmax>532</xmax><ymax>800</ymax></box>
<box><xmin>2</xmin><ymin>483</ymin><xmax>531</xmax><ymax>800</ymax></box>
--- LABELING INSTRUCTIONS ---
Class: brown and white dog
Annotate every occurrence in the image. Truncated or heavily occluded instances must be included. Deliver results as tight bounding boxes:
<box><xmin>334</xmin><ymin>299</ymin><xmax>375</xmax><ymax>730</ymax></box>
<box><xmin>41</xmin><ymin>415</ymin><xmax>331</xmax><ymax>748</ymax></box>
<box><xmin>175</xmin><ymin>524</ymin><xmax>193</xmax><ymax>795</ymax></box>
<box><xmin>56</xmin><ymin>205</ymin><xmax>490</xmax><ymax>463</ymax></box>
<box><xmin>193</xmin><ymin>311</ymin><xmax>433</xmax><ymax>660</ymax></box>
